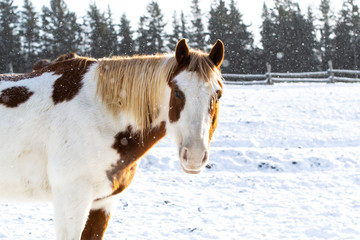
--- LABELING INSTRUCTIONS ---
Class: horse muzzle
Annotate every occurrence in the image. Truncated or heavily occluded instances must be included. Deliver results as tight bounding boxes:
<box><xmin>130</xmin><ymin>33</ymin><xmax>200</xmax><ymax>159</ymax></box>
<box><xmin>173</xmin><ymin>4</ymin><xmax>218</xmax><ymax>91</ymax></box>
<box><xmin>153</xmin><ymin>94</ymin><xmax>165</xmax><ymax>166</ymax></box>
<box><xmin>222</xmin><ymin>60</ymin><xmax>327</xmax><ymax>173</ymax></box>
<box><xmin>179</xmin><ymin>143</ymin><xmax>209</xmax><ymax>174</ymax></box>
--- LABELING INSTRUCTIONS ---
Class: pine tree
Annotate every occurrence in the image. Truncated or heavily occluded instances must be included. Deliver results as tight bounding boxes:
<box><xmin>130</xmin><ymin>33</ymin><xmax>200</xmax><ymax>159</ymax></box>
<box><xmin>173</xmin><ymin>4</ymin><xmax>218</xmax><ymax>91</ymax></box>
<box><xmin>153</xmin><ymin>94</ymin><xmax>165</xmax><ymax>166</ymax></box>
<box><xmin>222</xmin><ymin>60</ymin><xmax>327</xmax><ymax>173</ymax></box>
<box><xmin>146</xmin><ymin>1</ymin><xmax>166</xmax><ymax>53</ymax></box>
<box><xmin>0</xmin><ymin>0</ymin><xmax>22</xmax><ymax>73</ymax></box>
<box><xmin>208</xmin><ymin>0</ymin><xmax>254</xmax><ymax>73</ymax></box>
<box><xmin>85</xmin><ymin>3</ymin><xmax>106</xmax><ymax>57</ymax></box>
<box><xmin>20</xmin><ymin>0</ymin><xmax>40</xmax><ymax>72</ymax></box>
<box><xmin>167</xmin><ymin>11</ymin><xmax>181</xmax><ymax>51</ymax></box>
<box><xmin>261</xmin><ymin>3</ymin><xmax>278</xmax><ymax>69</ymax></box>
<box><xmin>41</xmin><ymin>0</ymin><xmax>82</xmax><ymax>59</ymax></box>
<box><xmin>180</xmin><ymin>11</ymin><xmax>189</xmax><ymax>39</ymax></box>
<box><xmin>302</xmin><ymin>8</ymin><xmax>319</xmax><ymax>71</ymax></box>
<box><xmin>319</xmin><ymin>0</ymin><xmax>333</xmax><ymax>69</ymax></box>
<box><xmin>85</xmin><ymin>4</ymin><xmax>118</xmax><ymax>58</ymax></box>
<box><xmin>119</xmin><ymin>14</ymin><xmax>134</xmax><ymax>56</ymax></box>
<box><xmin>260</xmin><ymin>0</ymin><xmax>319</xmax><ymax>72</ymax></box>
<box><xmin>227</xmin><ymin>0</ymin><xmax>253</xmax><ymax>73</ymax></box>
<box><xmin>104</xmin><ymin>6</ymin><xmax>119</xmax><ymax>56</ymax></box>
<box><xmin>136</xmin><ymin>16</ymin><xmax>150</xmax><ymax>54</ymax></box>
<box><xmin>136</xmin><ymin>1</ymin><xmax>166</xmax><ymax>54</ymax></box>
<box><xmin>333</xmin><ymin>0</ymin><xmax>360</xmax><ymax>69</ymax></box>
<box><xmin>208</xmin><ymin>0</ymin><xmax>228</xmax><ymax>45</ymax></box>
<box><xmin>190</xmin><ymin>0</ymin><xmax>205</xmax><ymax>49</ymax></box>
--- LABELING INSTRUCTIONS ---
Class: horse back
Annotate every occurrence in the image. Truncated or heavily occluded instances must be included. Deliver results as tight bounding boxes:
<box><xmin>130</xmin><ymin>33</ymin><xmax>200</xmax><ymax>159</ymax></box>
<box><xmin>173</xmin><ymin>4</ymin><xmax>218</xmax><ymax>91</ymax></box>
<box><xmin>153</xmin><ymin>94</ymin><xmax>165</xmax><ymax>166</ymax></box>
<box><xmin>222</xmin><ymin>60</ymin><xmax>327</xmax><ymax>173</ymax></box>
<box><xmin>0</xmin><ymin>59</ymin><xmax>99</xmax><ymax>201</ymax></box>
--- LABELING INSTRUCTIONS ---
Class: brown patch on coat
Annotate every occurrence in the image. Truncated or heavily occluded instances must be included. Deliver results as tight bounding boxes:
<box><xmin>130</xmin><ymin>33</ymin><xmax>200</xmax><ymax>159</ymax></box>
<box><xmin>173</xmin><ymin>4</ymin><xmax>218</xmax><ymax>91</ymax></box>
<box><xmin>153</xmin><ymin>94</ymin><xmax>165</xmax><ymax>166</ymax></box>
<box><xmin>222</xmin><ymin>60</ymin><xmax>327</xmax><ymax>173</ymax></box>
<box><xmin>168</xmin><ymin>81</ymin><xmax>186</xmax><ymax>123</ymax></box>
<box><xmin>33</xmin><ymin>59</ymin><xmax>51</xmax><ymax>71</ymax></box>
<box><xmin>53</xmin><ymin>52</ymin><xmax>77</xmax><ymax>63</ymax></box>
<box><xmin>167</xmin><ymin>51</ymin><xmax>189</xmax><ymax>123</ymax></box>
<box><xmin>49</xmin><ymin>58</ymin><xmax>96</xmax><ymax>104</ymax></box>
<box><xmin>81</xmin><ymin>209</ymin><xmax>111</xmax><ymax>240</ymax></box>
<box><xmin>208</xmin><ymin>90</ymin><xmax>222</xmax><ymax>142</ymax></box>
<box><xmin>0</xmin><ymin>72</ymin><xmax>42</xmax><ymax>82</ymax></box>
<box><xmin>107</xmin><ymin>122</ymin><xmax>166</xmax><ymax>196</ymax></box>
<box><xmin>0</xmin><ymin>86</ymin><xmax>34</xmax><ymax>108</ymax></box>
<box><xmin>1</xmin><ymin>57</ymin><xmax>95</xmax><ymax>104</ymax></box>
<box><xmin>33</xmin><ymin>52</ymin><xmax>78</xmax><ymax>71</ymax></box>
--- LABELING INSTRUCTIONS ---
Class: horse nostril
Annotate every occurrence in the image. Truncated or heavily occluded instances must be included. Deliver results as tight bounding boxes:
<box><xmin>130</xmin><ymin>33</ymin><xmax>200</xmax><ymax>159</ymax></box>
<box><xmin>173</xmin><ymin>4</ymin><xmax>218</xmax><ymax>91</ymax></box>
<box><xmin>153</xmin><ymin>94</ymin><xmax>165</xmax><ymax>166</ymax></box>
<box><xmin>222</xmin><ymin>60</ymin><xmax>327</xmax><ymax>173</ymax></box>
<box><xmin>182</xmin><ymin>148</ymin><xmax>188</xmax><ymax>162</ymax></box>
<box><xmin>202</xmin><ymin>151</ymin><xmax>208</xmax><ymax>164</ymax></box>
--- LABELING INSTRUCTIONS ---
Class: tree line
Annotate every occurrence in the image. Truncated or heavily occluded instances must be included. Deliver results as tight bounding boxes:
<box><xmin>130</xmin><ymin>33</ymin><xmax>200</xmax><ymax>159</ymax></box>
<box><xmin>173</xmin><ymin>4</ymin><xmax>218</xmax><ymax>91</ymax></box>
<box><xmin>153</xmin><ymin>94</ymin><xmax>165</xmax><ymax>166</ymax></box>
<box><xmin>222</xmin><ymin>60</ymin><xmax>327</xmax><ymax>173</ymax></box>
<box><xmin>0</xmin><ymin>0</ymin><xmax>359</xmax><ymax>73</ymax></box>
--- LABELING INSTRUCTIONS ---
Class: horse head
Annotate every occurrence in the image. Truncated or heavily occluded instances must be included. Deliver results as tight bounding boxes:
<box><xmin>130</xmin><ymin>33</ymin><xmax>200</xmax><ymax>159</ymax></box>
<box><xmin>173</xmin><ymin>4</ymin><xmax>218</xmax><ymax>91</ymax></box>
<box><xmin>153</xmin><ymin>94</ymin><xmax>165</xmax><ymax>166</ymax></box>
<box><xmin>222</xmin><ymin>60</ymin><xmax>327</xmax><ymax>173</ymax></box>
<box><xmin>167</xmin><ymin>39</ymin><xmax>224</xmax><ymax>174</ymax></box>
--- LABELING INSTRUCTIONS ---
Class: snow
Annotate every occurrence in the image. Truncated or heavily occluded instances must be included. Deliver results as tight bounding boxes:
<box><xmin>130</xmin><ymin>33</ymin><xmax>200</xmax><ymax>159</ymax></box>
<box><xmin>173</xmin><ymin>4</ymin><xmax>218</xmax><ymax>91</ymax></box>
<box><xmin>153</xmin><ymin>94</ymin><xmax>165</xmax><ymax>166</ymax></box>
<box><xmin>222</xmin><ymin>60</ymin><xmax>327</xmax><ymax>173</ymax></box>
<box><xmin>1</xmin><ymin>83</ymin><xmax>360</xmax><ymax>239</ymax></box>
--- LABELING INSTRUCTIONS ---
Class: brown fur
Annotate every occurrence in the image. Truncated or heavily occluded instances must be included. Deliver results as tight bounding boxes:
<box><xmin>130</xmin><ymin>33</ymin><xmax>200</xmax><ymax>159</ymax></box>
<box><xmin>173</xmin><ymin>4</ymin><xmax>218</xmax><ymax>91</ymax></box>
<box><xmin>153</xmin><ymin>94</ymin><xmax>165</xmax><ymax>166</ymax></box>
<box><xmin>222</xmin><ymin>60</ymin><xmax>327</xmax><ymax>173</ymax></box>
<box><xmin>33</xmin><ymin>52</ymin><xmax>78</xmax><ymax>71</ymax></box>
<box><xmin>0</xmin><ymin>86</ymin><xmax>34</xmax><ymax>108</ymax></box>
<box><xmin>33</xmin><ymin>59</ymin><xmax>51</xmax><ymax>71</ymax></box>
<box><xmin>1</xmin><ymin>57</ymin><xmax>95</xmax><ymax>105</ymax></box>
<box><xmin>168</xmin><ymin>82</ymin><xmax>186</xmax><ymax>123</ymax></box>
<box><xmin>0</xmin><ymin>72</ymin><xmax>42</xmax><ymax>82</ymax></box>
<box><xmin>48</xmin><ymin>57</ymin><xmax>96</xmax><ymax>104</ymax></box>
<box><xmin>107</xmin><ymin>122</ymin><xmax>166</xmax><ymax>196</ymax></box>
<box><xmin>53</xmin><ymin>52</ymin><xmax>78</xmax><ymax>63</ymax></box>
<box><xmin>81</xmin><ymin>209</ymin><xmax>111</xmax><ymax>240</ymax></box>
<box><xmin>209</xmin><ymin>90</ymin><xmax>222</xmax><ymax>142</ymax></box>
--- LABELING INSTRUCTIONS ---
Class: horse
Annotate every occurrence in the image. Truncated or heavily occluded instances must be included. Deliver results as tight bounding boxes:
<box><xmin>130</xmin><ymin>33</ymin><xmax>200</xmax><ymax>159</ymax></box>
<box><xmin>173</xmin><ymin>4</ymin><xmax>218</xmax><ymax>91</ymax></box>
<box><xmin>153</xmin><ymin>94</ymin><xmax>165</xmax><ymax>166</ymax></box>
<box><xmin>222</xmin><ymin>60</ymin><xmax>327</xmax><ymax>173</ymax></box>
<box><xmin>33</xmin><ymin>52</ymin><xmax>78</xmax><ymax>71</ymax></box>
<box><xmin>0</xmin><ymin>39</ymin><xmax>224</xmax><ymax>239</ymax></box>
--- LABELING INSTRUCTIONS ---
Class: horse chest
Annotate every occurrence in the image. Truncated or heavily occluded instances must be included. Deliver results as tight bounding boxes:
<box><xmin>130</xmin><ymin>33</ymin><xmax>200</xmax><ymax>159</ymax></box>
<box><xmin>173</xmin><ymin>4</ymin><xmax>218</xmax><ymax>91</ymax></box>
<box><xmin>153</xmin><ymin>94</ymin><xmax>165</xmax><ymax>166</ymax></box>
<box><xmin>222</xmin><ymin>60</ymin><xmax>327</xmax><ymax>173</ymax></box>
<box><xmin>105</xmin><ymin>122</ymin><xmax>166</xmax><ymax>196</ymax></box>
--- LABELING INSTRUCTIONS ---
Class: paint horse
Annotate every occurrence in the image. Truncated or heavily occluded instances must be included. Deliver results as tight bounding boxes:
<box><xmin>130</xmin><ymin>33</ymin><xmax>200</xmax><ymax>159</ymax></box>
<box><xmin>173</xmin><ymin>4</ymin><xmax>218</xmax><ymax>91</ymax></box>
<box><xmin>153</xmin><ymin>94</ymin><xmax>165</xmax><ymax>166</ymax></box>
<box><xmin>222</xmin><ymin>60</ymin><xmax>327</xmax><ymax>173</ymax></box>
<box><xmin>0</xmin><ymin>39</ymin><xmax>224</xmax><ymax>239</ymax></box>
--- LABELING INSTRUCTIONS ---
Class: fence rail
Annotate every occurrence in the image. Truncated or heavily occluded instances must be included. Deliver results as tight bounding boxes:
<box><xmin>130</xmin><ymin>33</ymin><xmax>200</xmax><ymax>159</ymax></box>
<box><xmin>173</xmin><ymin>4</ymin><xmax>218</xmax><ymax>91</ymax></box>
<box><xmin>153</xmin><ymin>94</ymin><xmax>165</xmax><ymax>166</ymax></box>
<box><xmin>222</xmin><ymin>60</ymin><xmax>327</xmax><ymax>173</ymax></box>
<box><xmin>223</xmin><ymin>61</ymin><xmax>360</xmax><ymax>85</ymax></box>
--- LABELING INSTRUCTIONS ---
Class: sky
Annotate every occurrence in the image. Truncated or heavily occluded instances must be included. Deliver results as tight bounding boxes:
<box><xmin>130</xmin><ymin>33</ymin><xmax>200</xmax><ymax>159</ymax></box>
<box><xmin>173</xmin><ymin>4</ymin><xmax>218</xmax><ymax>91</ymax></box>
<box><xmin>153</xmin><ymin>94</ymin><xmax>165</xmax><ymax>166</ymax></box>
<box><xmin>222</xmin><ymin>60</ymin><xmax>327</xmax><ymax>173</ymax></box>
<box><xmin>13</xmin><ymin>0</ymin><xmax>349</xmax><ymax>44</ymax></box>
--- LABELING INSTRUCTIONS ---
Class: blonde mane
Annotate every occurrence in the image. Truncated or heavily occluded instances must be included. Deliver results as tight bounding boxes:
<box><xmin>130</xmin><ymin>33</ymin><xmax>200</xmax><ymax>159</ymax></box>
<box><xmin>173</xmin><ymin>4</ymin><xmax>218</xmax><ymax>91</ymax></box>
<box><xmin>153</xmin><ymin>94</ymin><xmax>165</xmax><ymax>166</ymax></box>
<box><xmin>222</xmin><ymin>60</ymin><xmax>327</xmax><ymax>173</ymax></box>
<box><xmin>96</xmin><ymin>50</ymin><xmax>223</xmax><ymax>137</ymax></box>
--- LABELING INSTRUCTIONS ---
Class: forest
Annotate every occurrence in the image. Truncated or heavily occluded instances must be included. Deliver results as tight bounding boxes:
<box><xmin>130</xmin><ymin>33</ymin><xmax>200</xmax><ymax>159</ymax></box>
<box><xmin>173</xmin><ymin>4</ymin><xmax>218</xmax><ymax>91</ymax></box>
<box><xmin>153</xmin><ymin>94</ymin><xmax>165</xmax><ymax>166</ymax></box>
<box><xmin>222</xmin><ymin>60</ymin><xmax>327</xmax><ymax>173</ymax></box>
<box><xmin>0</xmin><ymin>0</ymin><xmax>359</xmax><ymax>74</ymax></box>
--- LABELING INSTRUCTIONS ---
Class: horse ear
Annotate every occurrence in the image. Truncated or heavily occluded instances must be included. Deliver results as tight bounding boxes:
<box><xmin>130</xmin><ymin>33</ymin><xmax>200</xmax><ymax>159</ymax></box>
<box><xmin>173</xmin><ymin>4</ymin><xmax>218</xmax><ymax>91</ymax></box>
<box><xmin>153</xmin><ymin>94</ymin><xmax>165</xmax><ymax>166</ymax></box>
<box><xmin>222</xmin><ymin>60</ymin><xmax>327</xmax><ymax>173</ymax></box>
<box><xmin>175</xmin><ymin>39</ymin><xmax>190</xmax><ymax>64</ymax></box>
<box><xmin>209</xmin><ymin>39</ymin><xmax>224</xmax><ymax>68</ymax></box>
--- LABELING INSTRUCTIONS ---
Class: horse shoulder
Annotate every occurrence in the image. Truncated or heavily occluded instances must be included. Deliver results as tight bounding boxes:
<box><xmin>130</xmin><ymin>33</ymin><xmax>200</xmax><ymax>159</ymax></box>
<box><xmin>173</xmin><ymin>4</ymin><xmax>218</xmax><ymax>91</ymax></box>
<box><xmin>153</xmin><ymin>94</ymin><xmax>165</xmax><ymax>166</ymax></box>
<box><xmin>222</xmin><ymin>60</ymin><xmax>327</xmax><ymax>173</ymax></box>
<box><xmin>105</xmin><ymin>122</ymin><xmax>166</xmax><ymax>196</ymax></box>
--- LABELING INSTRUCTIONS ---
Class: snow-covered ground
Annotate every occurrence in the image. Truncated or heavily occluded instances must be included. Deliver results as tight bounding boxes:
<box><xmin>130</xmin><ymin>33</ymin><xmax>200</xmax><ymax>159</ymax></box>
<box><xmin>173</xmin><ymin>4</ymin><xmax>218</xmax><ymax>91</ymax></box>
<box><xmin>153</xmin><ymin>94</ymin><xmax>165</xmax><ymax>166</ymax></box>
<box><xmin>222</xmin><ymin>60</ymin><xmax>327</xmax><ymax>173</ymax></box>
<box><xmin>1</xmin><ymin>83</ymin><xmax>360</xmax><ymax>239</ymax></box>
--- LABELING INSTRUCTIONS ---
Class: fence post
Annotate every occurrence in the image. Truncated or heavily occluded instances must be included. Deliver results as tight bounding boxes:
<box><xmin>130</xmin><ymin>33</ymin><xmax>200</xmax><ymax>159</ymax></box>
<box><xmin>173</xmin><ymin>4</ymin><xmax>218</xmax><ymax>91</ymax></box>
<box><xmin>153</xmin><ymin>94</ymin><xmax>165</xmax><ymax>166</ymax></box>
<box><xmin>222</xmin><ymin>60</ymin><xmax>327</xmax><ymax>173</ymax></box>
<box><xmin>328</xmin><ymin>60</ymin><xmax>334</xmax><ymax>83</ymax></box>
<box><xmin>266</xmin><ymin>62</ymin><xmax>273</xmax><ymax>85</ymax></box>
<box><xmin>8</xmin><ymin>62</ymin><xmax>13</xmax><ymax>74</ymax></box>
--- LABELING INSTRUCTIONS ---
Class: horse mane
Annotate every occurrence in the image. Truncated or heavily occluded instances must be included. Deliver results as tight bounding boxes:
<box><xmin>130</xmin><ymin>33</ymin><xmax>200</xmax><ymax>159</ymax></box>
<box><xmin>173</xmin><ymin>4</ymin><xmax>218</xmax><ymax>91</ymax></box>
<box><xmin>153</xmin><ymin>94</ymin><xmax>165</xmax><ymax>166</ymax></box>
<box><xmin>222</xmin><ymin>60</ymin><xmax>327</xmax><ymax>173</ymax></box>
<box><xmin>96</xmin><ymin>50</ymin><xmax>223</xmax><ymax>137</ymax></box>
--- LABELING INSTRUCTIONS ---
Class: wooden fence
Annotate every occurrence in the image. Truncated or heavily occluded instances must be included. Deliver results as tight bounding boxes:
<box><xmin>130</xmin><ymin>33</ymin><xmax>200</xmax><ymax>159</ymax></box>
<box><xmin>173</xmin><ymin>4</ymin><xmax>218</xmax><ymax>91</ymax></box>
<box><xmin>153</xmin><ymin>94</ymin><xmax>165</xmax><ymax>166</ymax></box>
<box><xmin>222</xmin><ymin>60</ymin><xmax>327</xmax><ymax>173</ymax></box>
<box><xmin>223</xmin><ymin>61</ymin><xmax>360</xmax><ymax>85</ymax></box>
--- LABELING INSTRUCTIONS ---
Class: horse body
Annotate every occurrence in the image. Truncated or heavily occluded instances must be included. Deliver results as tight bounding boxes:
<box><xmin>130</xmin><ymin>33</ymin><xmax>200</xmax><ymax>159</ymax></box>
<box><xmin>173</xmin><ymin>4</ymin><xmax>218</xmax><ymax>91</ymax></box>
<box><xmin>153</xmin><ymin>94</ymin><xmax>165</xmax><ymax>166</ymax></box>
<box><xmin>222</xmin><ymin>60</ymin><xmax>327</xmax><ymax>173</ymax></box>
<box><xmin>0</xmin><ymin>39</ymin><xmax>224</xmax><ymax>239</ymax></box>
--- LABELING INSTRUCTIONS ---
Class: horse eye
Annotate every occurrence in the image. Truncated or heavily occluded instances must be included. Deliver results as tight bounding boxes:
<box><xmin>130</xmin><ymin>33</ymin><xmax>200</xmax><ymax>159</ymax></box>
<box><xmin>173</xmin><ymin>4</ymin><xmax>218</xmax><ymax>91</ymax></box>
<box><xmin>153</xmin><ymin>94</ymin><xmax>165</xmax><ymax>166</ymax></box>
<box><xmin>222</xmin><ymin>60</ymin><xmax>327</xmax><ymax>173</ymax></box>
<box><xmin>216</xmin><ymin>92</ymin><xmax>222</xmax><ymax>100</ymax></box>
<box><xmin>175</xmin><ymin>90</ymin><xmax>181</xmax><ymax>99</ymax></box>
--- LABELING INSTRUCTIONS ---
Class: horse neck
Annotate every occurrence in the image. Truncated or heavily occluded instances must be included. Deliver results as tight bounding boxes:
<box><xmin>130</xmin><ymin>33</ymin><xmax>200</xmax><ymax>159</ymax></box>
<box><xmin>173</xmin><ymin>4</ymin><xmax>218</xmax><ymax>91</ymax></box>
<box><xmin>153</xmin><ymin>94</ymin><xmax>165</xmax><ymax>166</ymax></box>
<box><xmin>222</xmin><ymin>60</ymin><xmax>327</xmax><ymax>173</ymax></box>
<box><xmin>96</xmin><ymin>56</ymin><xmax>175</xmax><ymax>136</ymax></box>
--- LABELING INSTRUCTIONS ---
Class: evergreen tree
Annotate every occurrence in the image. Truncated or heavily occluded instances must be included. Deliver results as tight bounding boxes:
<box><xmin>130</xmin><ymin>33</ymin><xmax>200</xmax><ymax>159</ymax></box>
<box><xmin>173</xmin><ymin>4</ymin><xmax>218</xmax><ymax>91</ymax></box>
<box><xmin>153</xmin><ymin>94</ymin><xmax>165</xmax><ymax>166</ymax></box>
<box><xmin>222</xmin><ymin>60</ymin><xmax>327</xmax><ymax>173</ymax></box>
<box><xmin>167</xmin><ymin>11</ymin><xmax>181</xmax><ymax>51</ymax></box>
<box><xmin>20</xmin><ymin>0</ymin><xmax>40</xmax><ymax>72</ymax></box>
<box><xmin>85</xmin><ymin>3</ymin><xmax>107</xmax><ymax>57</ymax></box>
<box><xmin>104</xmin><ymin>6</ymin><xmax>119</xmax><ymax>56</ymax></box>
<box><xmin>119</xmin><ymin>13</ymin><xmax>134</xmax><ymax>56</ymax></box>
<box><xmin>302</xmin><ymin>8</ymin><xmax>319</xmax><ymax>71</ymax></box>
<box><xmin>261</xmin><ymin>3</ymin><xmax>278</xmax><ymax>70</ymax></box>
<box><xmin>136</xmin><ymin>16</ymin><xmax>150</xmax><ymax>54</ymax></box>
<box><xmin>41</xmin><ymin>0</ymin><xmax>82</xmax><ymax>59</ymax></box>
<box><xmin>190</xmin><ymin>0</ymin><xmax>206</xmax><ymax>49</ymax></box>
<box><xmin>208</xmin><ymin>0</ymin><xmax>228</xmax><ymax>45</ymax></box>
<box><xmin>180</xmin><ymin>11</ymin><xmax>189</xmax><ymax>39</ymax></box>
<box><xmin>260</xmin><ymin>0</ymin><xmax>319</xmax><ymax>72</ymax></box>
<box><xmin>319</xmin><ymin>0</ymin><xmax>333</xmax><ymax>69</ymax></box>
<box><xmin>146</xmin><ymin>0</ymin><xmax>166</xmax><ymax>53</ymax></box>
<box><xmin>85</xmin><ymin>4</ymin><xmax>118</xmax><ymax>58</ymax></box>
<box><xmin>227</xmin><ymin>0</ymin><xmax>253</xmax><ymax>73</ymax></box>
<box><xmin>208</xmin><ymin>0</ymin><xmax>254</xmax><ymax>73</ymax></box>
<box><xmin>0</xmin><ymin>0</ymin><xmax>21</xmax><ymax>73</ymax></box>
<box><xmin>333</xmin><ymin>0</ymin><xmax>360</xmax><ymax>69</ymax></box>
<box><xmin>136</xmin><ymin>1</ymin><xmax>166</xmax><ymax>54</ymax></box>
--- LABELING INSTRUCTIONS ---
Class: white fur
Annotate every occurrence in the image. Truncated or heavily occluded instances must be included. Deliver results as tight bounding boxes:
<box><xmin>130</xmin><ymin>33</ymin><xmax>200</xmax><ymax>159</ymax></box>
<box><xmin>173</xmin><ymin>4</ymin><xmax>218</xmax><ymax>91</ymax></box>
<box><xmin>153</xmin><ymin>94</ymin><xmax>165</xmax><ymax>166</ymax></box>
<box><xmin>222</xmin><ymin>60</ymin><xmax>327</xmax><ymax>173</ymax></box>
<box><xmin>0</xmin><ymin>64</ymin><xmax>219</xmax><ymax>239</ymax></box>
<box><xmin>166</xmin><ymin>71</ymin><xmax>222</xmax><ymax>173</ymax></box>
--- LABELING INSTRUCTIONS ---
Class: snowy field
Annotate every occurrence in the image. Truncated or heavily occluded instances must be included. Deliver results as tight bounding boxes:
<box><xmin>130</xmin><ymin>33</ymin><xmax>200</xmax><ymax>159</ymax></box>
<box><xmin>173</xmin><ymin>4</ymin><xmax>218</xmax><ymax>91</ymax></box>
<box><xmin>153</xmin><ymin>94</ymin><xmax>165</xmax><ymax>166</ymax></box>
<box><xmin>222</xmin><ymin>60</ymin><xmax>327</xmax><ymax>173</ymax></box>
<box><xmin>1</xmin><ymin>83</ymin><xmax>360</xmax><ymax>239</ymax></box>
